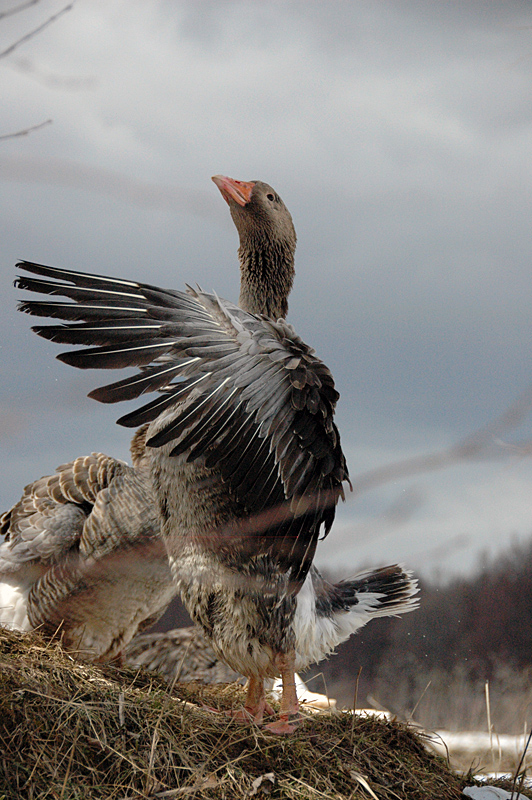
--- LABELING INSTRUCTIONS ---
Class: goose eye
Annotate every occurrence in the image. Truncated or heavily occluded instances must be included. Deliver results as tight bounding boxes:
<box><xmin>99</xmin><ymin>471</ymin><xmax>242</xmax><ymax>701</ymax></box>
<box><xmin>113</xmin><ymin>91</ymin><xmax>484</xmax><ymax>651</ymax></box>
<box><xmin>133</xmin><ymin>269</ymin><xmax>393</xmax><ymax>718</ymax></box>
<box><xmin>266</xmin><ymin>193</ymin><xmax>275</xmax><ymax>201</ymax></box>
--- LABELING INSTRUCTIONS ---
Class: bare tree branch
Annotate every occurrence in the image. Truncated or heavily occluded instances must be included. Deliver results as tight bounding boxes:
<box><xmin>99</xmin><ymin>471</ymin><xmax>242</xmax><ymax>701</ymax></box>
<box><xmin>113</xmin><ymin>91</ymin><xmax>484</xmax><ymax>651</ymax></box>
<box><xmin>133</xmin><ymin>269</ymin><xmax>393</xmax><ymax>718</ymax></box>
<box><xmin>0</xmin><ymin>3</ymin><xmax>73</xmax><ymax>59</ymax></box>
<box><xmin>352</xmin><ymin>387</ymin><xmax>532</xmax><ymax>498</ymax></box>
<box><xmin>0</xmin><ymin>155</ymin><xmax>220</xmax><ymax>220</ymax></box>
<box><xmin>0</xmin><ymin>118</ymin><xmax>52</xmax><ymax>140</ymax></box>
<box><xmin>0</xmin><ymin>0</ymin><xmax>40</xmax><ymax>22</ymax></box>
<box><xmin>1</xmin><ymin>2</ymin><xmax>75</xmax><ymax>141</ymax></box>
<box><xmin>8</xmin><ymin>58</ymin><xmax>98</xmax><ymax>91</ymax></box>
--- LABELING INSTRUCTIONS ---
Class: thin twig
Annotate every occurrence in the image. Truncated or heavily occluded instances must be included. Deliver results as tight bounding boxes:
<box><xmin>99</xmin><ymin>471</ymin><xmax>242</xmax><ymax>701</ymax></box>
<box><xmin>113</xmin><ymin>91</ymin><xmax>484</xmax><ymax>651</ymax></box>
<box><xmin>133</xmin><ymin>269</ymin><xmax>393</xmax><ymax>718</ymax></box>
<box><xmin>118</xmin><ymin>691</ymin><xmax>125</xmax><ymax>727</ymax></box>
<box><xmin>409</xmin><ymin>680</ymin><xmax>432</xmax><ymax>722</ymax></box>
<box><xmin>60</xmin><ymin>717</ymin><xmax>80</xmax><ymax>800</ymax></box>
<box><xmin>349</xmin><ymin>771</ymin><xmax>380</xmax><ymax>800</ymax></box>
<box><xmin>351</xmin><ymin>665</ymin><xmax>363</xmax><ymax>744</ymax></box>
<box><xmin>511</xmin><ymin>724</ymin><xmax>532</xmax><ymax>800</ymax></box>
<box><xmin>279</xmin><ymin>774</ymin><xmax>339</xmax><ymax>799</ymax></box>
<box><xmin>0</xmin><ymin>0</ymin><xmax>40</xmax><ymax>21</ymax></box>
<box><xmin>485</xmin><ymin>680</ymin><xmax>494</xmax><ymax>766</ymax></box>
<box><xmin>0</xmin><ymin>3</ymin><xmax>73</xmax><ymax>59</ymax></box>
<box><xmin>144</xmin><ymin>654</ymin><xmax>191</xmax><ymax>795</ymax></box>
<box><xmin>0</xmin><ymin>119</ymin><xmax>52</xmax><ymax>140</ymax></box>
<box><xmin>352</xmin><ymin>386</ymin><xmax>532</xmax><ymax>499</ymax></box>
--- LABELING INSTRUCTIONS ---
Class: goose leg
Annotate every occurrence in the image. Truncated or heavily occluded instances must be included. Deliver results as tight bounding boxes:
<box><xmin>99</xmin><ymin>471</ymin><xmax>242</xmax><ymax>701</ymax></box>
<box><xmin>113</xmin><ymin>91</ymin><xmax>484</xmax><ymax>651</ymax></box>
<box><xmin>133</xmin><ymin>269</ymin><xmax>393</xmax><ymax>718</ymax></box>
<box><xmin>201</xmin><ymin>676</ymin><xmax>275</xmax><ymax>723</ymax></box>
<box><xmin>239</xmin><ymin>675</ymin><xmax>276</xmax><ymax>723</ymax></box>
<box><xmin>264</xmin><ymin>650</ymin><xmax>301</xmax><ymax>735</ymax></box>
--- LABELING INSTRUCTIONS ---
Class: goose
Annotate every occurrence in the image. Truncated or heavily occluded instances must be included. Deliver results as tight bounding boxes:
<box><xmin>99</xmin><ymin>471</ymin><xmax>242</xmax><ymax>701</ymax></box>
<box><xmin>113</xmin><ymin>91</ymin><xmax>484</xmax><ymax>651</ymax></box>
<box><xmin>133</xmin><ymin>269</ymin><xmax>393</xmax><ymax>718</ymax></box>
<box><xmin>0</xmin><ymin>425</ymin><xmax>176</xmax><ymax>662</ymax></box>
<box><xmin>126</xmin><ymin>625</ymin><xmax>241</xmax><ymax>685</ymax></box>
<box><xmin>125</xmin><ymin>562</ymin><xmax>417</xmax><ymax>701</ymax></box>
<box><xmin>15</xmin><ymin>175</ymin><xmax>418</xmax><ymax>732</ymax></box>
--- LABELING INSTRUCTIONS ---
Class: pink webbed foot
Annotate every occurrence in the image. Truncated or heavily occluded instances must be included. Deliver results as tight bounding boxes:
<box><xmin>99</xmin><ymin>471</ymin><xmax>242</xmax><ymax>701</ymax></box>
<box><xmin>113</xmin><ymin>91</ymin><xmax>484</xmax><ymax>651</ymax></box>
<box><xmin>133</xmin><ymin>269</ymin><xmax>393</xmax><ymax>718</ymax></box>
<box><xmin>224</xmin><ymin>675</ymin><xmax>275</xmax><ymax>725</ymax></box>
<box><xmin>229</xmin><ymin>699</ymin><xmax>276</xmax><ymax>724</ymax></box>
<box><xmin>263</xmin><ymin>713</ymin><xmax>302</xmax><ymax>735</ymax></box>
<box><xmin>200</xmin><ymin>704</ymin><xmax>223</xmax><ymax>715</ymax></box>
<box><xmin>200</xmin><ymin>683</ymin><xmax>275</xmax><ymax>725</ymax></box>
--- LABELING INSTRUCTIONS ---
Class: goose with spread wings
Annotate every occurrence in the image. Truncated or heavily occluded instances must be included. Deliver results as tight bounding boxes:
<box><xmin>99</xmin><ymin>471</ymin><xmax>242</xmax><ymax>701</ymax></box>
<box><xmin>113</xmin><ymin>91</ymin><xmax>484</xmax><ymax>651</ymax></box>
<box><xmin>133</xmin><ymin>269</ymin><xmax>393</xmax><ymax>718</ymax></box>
<box><xmin>16</xmin><ymin>175</ymin><xmax>417</xmax><ymax>732</ymax></box>
<box><xmin>0</xmin><ymin>426</ymin><xmax>176</xmax><ymax>662</ymax></box>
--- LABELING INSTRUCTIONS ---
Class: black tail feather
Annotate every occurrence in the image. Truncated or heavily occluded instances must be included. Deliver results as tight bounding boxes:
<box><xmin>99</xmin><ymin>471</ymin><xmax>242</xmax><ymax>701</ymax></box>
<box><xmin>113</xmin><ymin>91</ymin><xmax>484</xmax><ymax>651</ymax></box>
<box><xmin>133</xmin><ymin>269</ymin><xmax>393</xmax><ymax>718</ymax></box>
<box><xmin>342</xmin><ymin>565</ymin><xmax>418</xmax><ymax>608</ymax></box>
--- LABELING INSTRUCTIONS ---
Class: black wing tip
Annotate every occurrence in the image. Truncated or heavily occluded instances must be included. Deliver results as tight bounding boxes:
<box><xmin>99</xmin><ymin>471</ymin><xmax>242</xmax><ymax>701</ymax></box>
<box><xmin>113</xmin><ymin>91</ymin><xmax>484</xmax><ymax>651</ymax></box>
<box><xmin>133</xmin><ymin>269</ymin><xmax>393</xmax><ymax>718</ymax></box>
<box><xmin>116</xmin><ymin>415</ymin><xmax>142</xmax><ymax>428</ymax></box>
<box><xmin>17</xmin><ymin>299</ymin><xmax>31</xmax><ymax>314</ymax></box>
<box><xmin>29</xmin><ymin>324</ymin><xmax>60</xmax><ymax>341</ymax></box>
<box><xmin>17</xmin><ymin>299</ymin><xmax>54</xmax><ymax>318</ymax></box>
<box><xmin>56</xmin><ymin>350</ymin><xmax>89</xmax><ymax>368</ymax></box>
<box><xmin>87</xmin><ymin>387</ymin><xmax>128</xmax><ymax>411</ymax></box>
<box><xmin>16</xmin><ymin>259</ymin><xmax>55</xmax><ymax>276</ymax></box>
<box><xmin>16</xmin><ymin>259</ymin><xmax>40</xmax><ymax>269</ymax></box>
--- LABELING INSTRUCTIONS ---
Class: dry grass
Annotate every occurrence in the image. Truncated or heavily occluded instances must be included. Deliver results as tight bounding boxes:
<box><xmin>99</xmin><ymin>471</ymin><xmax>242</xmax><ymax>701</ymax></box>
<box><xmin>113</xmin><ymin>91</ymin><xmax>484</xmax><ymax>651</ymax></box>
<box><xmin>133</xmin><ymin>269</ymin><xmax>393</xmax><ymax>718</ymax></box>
<box><xmin>0</xmin><ymin>627</ymin><xmax>523</xmax><ymax>800</ymax></box>
<box><xmin>369</xmin><ymin>662</ymin><xmax>532</xmax><ymax>735</ymax></box>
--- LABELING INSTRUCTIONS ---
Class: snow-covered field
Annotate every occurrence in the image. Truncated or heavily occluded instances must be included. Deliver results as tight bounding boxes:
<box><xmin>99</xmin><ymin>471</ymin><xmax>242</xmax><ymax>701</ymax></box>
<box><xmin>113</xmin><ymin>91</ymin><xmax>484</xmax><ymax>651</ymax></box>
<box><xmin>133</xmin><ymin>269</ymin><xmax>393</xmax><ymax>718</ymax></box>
<box><xmin>430</xmin><ymin>729</ymin><xmax>531</xmax><ymax>775</ymax></box>
<box><xmin>463</xmin><ymin>785</ymin><xmax>529</xmax><ymax>800</ymax></box>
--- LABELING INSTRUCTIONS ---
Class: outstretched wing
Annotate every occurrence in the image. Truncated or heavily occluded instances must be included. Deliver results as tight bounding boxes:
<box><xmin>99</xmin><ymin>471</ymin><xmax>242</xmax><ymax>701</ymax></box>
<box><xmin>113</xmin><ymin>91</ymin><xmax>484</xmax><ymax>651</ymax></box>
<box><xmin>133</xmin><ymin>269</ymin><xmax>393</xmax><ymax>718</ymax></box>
<box><xmin>16</xmin><ymin>260</ymin><xmax>350</xmax><ymax>583</ymax></box>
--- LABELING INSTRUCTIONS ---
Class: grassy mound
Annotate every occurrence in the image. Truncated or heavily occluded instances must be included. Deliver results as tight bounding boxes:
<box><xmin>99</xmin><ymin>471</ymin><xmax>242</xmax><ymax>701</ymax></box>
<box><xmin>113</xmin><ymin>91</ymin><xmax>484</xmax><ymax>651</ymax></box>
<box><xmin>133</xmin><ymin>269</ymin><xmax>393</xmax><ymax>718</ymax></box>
<box><xmin>0</xmin><ymin>627</ymin><xmax>494</xmax><ymax>799</ymax></box>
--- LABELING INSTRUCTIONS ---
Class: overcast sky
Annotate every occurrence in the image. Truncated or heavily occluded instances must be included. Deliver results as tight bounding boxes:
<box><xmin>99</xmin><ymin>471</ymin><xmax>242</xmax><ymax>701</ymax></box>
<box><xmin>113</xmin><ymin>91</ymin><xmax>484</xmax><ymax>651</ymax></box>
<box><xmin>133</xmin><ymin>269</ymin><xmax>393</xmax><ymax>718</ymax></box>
<box><xmin>2</xmin><ymin>0</ymin><xmax>532</xmax><ymax>580</ymax></box>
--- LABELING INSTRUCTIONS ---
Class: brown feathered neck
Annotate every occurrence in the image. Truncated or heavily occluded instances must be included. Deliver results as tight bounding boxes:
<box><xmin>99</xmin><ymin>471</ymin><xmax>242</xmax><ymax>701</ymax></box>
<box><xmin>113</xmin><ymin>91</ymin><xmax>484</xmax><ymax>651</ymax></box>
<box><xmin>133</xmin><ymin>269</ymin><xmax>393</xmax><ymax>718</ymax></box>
<box><xmin>212</xmin><ymin>176</ymin><xmax>297</xmax><ymax>320</ymax></box>
<box><xmin>237</xmin><ymin>232</ymin><xmax>295</xmax><ymax>319</ymax></box>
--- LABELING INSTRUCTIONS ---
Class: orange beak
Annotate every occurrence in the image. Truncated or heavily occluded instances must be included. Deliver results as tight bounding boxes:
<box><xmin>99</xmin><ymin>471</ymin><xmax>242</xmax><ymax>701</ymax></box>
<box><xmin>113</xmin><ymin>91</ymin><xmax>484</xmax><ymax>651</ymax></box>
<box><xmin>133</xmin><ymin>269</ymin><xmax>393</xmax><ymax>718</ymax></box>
<box><xmin>212</xmin><ymin>175</ymin><xmax>255</xmax><ymax>207</ymax></box>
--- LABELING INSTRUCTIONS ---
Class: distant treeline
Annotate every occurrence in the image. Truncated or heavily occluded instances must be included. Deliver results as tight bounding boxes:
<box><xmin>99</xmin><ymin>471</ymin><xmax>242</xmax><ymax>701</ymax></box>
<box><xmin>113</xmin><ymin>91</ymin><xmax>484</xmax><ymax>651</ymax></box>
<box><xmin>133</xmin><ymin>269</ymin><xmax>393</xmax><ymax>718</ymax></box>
<box><xmin>327</xmin><ymin>537</ymin><xmax>532</xmax><ymax>680</ymax></box>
